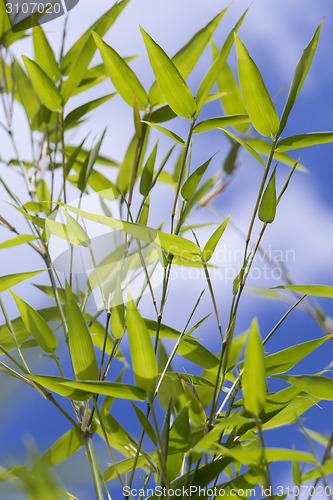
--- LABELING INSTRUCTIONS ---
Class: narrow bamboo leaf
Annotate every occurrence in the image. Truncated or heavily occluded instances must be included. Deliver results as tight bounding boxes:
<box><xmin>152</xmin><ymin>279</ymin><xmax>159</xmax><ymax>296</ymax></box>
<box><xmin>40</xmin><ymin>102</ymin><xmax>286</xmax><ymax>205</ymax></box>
<box><xmin>65</xmin><ymin>282</ymin><xmax>99</xmax><ymax>381</ymax></box>
<box><xmin>127</xmin><ymin>295</ymin><xmax>157</xmax><ymax>393</ymax></box>
<box><xmin>149</xmin><ymin>9</ymin><xmax>228</xmax><ymax>106</ymax></box>
<box><xmin>214</xmin><ymin>469</ymin><xmax>262</xmax><ymax>498</ymax></box>
<box><xmin>0</xmin><ymin>234</ymin><xmax>37</xmax><ymax>250</ymax></box>
<box><xmin>141</xmin><ymin>121</ymin><xmax>185</xmax><ymax>146</ymax></box>
<box><xmin>266</xmin><ymin>336</ymin><xmax>332</xmax><ymax>375</ymax></box>
<box><xmin>65</xmin><ymin>94</ymin><xmax>115</xmax><ymax>128</ymax></box>
<box><xmin>62</xmin><ymin>211</ymin><xmax>91</xmax><ymax>247</ymax></box>
<box><xmin>61</xmin><ymin>1</ymin><xmax>130</xmax><ymax>101</ymax></box>
<box><xmin>150</xmin><ymin>105</ymin><xmax>177</xmax><ymax>123</ymax></box>
<box><xmin>235</xmin><ymin>34</ymin><xmax>279</xmax><ymax>138</ymax></box>
<box><xmin>276</xmin><ymin>132</ymin><xmax>333</xmax><ymax>152</ymax></box>
<box><xmin>211</xmin><ymin>41</ymin><xmax>248</xmax><ymax>133</ymax></box>
<box><xmin>140</xmin><ymin>141</ymin><xmax>158</xmax><ymax>196</ymax></box>
<box><xmin>202</xmin><ymin>215</ymin><xmax>230</xmax><ymax>262</ymax></box>
<box><xmin>302</xmin><ymin>460</ymin><xmax>333</xmax><ymax>482</ymax></box>
<box><xmin>66</xmin><ymin>145</ymin><xmax>118</xmax><ymax>167</ymax></box>
<box><xmin>193</xmin><ymin>115</ymin><xmax>249</xmax><ymax>134</ymax></box>
<box><xmin>92</xmin><ymin>32</ymin><xmax>148</xmax><ymax>110</ymax></box>
<box><xmin>61</xmin><ymin>0</ymin><xmax>130</xmax><ymax>75</ymax></box>
<box><xmin>38</xmin><ymin>428</ymin><xmax>84</xmax><ymax>468</ymax></box>
<box><xmin>178</xmin><ymin>338</ymin><xmax>219</xmax><ymax>370</ymax></box>
<box><xmin>33</xmin><ymin>25</ymin><xmax>60</xmax><ymax>81</ymax></box>
<box><xmin>10</xmin><ymin>291</ymin><xmax>57</xmax><ymax>353</ymax></box>
<box><xmin>273</xmin><ymin>284</ymin><xmax>333</xmax><ymax>297</ymax></box>
<box><xmin>104</xmin><ymin>453</ymin><xmax>157</xmax><ymax>481</ymax></box>
<box><xmin>131</xmin><ymin>403</ymin><xmax>157</xmax><ymax>446</ymax></box>
<box><xmin>62</xmin><ymin>204</ymin><xmax>201</xmax><ymax>260</ymax></box>
<box><xmin>36</xmin><ymin>179</ymin><xmax>51</xmax><ymax>214</ymax></box>
<box><xmin>140</xmin><ymin>27</ymin><xmax>196</xmax><ymax>118</ymax></box>
<box><xmin>45</xmin><ymin>220</ymin><xmax>82</xmax><ymax>246</ymax></box>
<box><xmin>243</xmin><ymin>318</ymin><xmax>266</xmax><ymax>415</ymax></box>
<box><xmin>195</xmin><ymin>10</ymin><xmax>248</xmax><ymax>116</ymax></box>
<box><xmin>276</xmin><ymin>375</ymin><xmax>333</xmax><ymax>401</ymax></box>
<box><xmin>219</xmin><ymin>445</ymin><xmax>316</xmax><ymax>466</ymax></box>
<box><xmin>78</xmin><ymin>130</ymin><xmax>106</xmax><ymax>191</ymax></box>
<box><xmin>180</xmin><ymin>379</ymin><xmax>206</xmax><ymax>425</ymax></box>
<box><xmin>29</xmin><ymin>375</ymin><xmax>146</xmax><ymax>401</ymax></box>
<box><xmin>247</xmin><ymin>138</ymin><xmax>307</xmax><ymax>171</ymax></box>
<box><xmin>279</xmin><ymin>21</ymin><xmax>323</xmax><ymax>135</ymax></box>
<box><xmin>22</xmin><ymin>56</ymin><xmax>63</xmax><ymax>112</ymax></box>
<box><xmin>168</xmin><ymin>406</ymin><xmax>190</xmax><ymax>455</ymax></box>
<box><xmin>258</xmin><ymin>166</ymin><xmax>277</xmax><ymax>223</ymax></box>
<box><xmin>110</xmin><ymin>279</ymin><xmax>125</xmax><ymax>339</ymax></box>
<box><xmin>221</xmin><ymin>129</ymin><xmax>266</xmax><ymax>167</ymax></box>
<box><xmin>292</xmin><ymin>457</ymin><xmax>302</xmax><ymax>487</ymax></box>
<box><xmin>181</xmin><ymin>157</ymin><xmax>213</xmax><ymax>201</ymax></box>
<box><xmin>0</xmin><ymin>270</ymin><xmax>44</xmax><ymax>293</ymax></box>
<box><xmin>13</xmin><ymin>59</ymin><xmax>40</xmax><ymax>122</ymax></box>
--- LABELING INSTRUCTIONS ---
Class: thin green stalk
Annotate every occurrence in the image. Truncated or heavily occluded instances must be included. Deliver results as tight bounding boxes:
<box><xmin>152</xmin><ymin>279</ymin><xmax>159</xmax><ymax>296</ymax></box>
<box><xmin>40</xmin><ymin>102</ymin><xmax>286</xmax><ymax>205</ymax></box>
<box><xmin>149</xmin><ymin>398</ymin><xmax>170</xmax><ymax>491</ymax></box>
<box><xmin>306</xmin><ymin>431</ymin><xmax>333</xmax><ymax>500</ymax></box>
<box><xmin>171</xmin><ymin>120</ymin><xmax>195</xmax><ymax>234</ymax></box>
<box><xmin>256</xmin><ymin>416</ymin><xmax>273</xmax><ymax>499</ymax></box>
<box><xmin>84</xmin><ymin>434</ymin><xmax>104</xmax><ymax>500</ymax></box>
<box><xmin>0</xmin><ymin>296</ymin><xmax>30</xmax><ymax>373</ymax></box>
<box><xmin>202</xmin><ymin>260</ymin><xmax>223</xmax><ymax>341</ymax></box>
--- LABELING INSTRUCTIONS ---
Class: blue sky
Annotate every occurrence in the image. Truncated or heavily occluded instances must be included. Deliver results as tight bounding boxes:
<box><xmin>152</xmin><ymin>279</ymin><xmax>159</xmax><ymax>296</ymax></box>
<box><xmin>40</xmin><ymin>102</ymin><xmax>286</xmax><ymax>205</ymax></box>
<box><xmin>0</xmin><ymin>0</ymin><xmax>333</xmax><ymax>498</ymax></box>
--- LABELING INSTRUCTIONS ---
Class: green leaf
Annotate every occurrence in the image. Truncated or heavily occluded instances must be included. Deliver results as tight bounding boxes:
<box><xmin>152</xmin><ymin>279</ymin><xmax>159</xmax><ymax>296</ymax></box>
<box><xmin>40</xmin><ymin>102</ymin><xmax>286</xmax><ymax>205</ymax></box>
<box><xmin>65</xmin><ymin>94</ymin><xmax>115</xmax><ymax>128</ymax></box>
<box><xmin>278</xmin><ymin>20</ymin><xmax>323</xmax><ymax>135</ymax></box>
<box><xmin>131</xmin><ymin>403</ymin><xmax>157</xmax><ymax>446</ymax></box>
<box><xmin>195</xmin><ymin>9</ymin><xmax>248</xmax><ymax>116</ymax></box>
<box><xmin>273</xmin><ymin>284</ymin><xmax>333</xmax><ymax>297</ymax></box>
<box><xmin>62</xmin><ymin>204</ymin><xmax>201</xmax><ymax>261</ymax></box>
<box><xmin>13</xmin><ymin>59</ymin><xmax>40</xmax><ymax>122</ymax></box>
<box><xmin>29</xmin><ymin>375</ymin><xmax>146</xmax><ymax>401</ymax></box>
<box><xmin>36</xmin><ymin>179</ymin><xmax>51</xmax><ymax>214</ymax></box>
<box><xmin>302</xmin><ymin>459</ymin><xmax>333</xmax><ymax>482</ymax></box>
<box><xmin>38</xmin><ymin>428</ymin><xmax>84</xmax><ymax>468</ymax></box>
<box><xmin>77</xmin><ymin>130</ymin><xmax>106</xmax><ymax>191</ymax></box>
<box><xmin>181</xmin><ymin>157</ymin><xmax>212</xmax><ymax>201</ymax></box>
<box><xmin>212</xmin><ymin>46</ymin><xmax>248</xmax><ymax>133</ymax></box>
<box><xmin>276</xmin><ymin>132</ymin><xmax>333</xmax><ymax>152</ymax></box>
<box><xmin>33</xmin><ymin>25</ymin><xmax>60</xmax><ymax>81</ymax></box>
<box><xmin>0</xmin><ymin>270</ymin><xmax>44</xmax><ymax>293</ymax></box>
<box><xmin>61</xmin><ymin>0</ymin><xmax>130</xmax><ymax>75</ymax></box>
<box><xmin>258</xmin><ymin>166</ymin><xmax>277</xmax><ymax>223</ymax></box>
<box><xmin>140</xmin><ymin>141</ymin><xmax>158</xmax><ymax>196</ymax></box>
<box><xmin>0</xmin><ymin>234</ymin><xmax>37</xmax><ymax>250</ymax></box>
<box><xmin>92</xmin><ymin>32</ymin><xmax>148</xmax><ymax>110</ymax></box>
<box><xmin>235</xmin><ymin>34</ymin><xmax>279</xmax><ymax>138</ymax></box>
<box><xmin>126</xmin><ymin>295</ymin><xmax>157</xmax><ymax>393</ymax></box>
<box><xmin>202</xmin><ymin>215</ymin><xmax>230</xmax><ymax>262</ymax></box>
<box><xmin>104</xmin><ymin>453</ymin><xmax>157</xmax><ymax>481</ymax></box>
<box><xmin>140</xmin><ymin>27</ymin><xmax>196</xmax><ymax>118</ymax></box>
<box><xmin>243</xmin><ymin>318</ymin><xmax>266</xmax><ymax>415</ymax></box>
<box><xmin>180</xmin><ymin>379</ymin><xmax>206</xmax><ymax>425</ymax></box>
<box><xmin>218</xmin><ymin>445</ymin><xmax>316</xmax><ymax>466</ymax></box>
<box><xmin>62</xmin><ymin>211</ymin><xmax>91</xmax><ymax>247</ymax></box>
<box><xmin>22</xmin><ymin>56</ymin><xmax>63</xmax><ymax>112</ymax></box>
<box><xmin>65</xmin><ymin>282</ymin><xmax>99</xmax><ymax>381</ymax></box>
<box><xmin>141</xmin><ymin>121</ymin><xmax>185</xmax><ymax>146</ymax></box>
<box><xmin>178</xmin><ymin>338</ymin><xmax>219</xmax><ymax>370</ymax></box>
<box><xmin>45</xmin><ymin>219</ymin><xmax>82</xmax><ymax>246</ymax></box>
<box><xmin>247</xmin><ymin>138</ymin><xmax>307</xmax><ymax>171</ymax></box>
<box><xmin>277</xmin><ymin>375</ymin><xmax>333</xmax><ymax>400</ymax></box>
<box><xmin>10</xmin><ymin>291</ymin><xmax>57</xmax><ymax>353</ymax></box>
<box><xmin>221</xmin><ymin>129</ymin><xmax>266</xmax><ymax>167</ymax></box>
<box><xmin>61</xmin><ymin>1</ymin><xmax>130</xmax><ymax>101</ymax></box>
<box><xmin>193</xmin><ymin>115</ymin><xmax>249</xmax><ymax>134</ymax></box>
<box><xmin>266</xmin><ymin>335</ymin><xmax>332</xmax><ymax>375</ymax></box>
<box><xmin>149</xmin><ymin>9</ymin><xmax>228</xmax><ymax>106</ymax></box>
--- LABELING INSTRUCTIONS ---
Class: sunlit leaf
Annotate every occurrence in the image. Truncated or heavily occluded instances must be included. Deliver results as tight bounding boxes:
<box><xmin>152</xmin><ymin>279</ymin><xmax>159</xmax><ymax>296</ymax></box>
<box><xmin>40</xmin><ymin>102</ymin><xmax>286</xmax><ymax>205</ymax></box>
<box><xmin>193</xmin><ymin>115</ymin><xmax>249</xmax><ymax>134</ymax></box>
<box><xmin>10</xmin><ymin>291</ymin><xmax>57</xmax><ymax>353</ymax></box>
<box><xmin>235</xmin><ymin>34</ymin><xmax>279</xmax><ymax>137</ymax></box>
<box><xmin>140</xmin><ymin>27</ymin><xmax>196</xmax><ymax>118</ymax></box>
<box><xmin>65</xmin><ymin>282</ymin><xmax>99</xmax><ymax>381</ymax></box>
<box><xmin>278</xmin><ymin>20</ymin><xmax>323</xmax><ymax>135</ymax></box>
<box><xmin>202</xmin><ymin>215</ymin><xmax>230</xmax><ymax>262</ymax></box>
<box><xmin>272</xmin><ymin>284</ymin><xmax>333</xmax><ymax>297</ymax></box>
<box><xmin>140</xmin><ymin>141</ymin><xmax>158</xmax><ymax>196</ymax></box>
<box><xmin>93</xmin><ymin>32</ymin><xmax>148</xmax><ymax>110</ymax></box>
<box><xmin>276</xmin><ymin>132</ymin><xmax>333</xmax><ymax>152</ymax></box>
<box><xmin>243</xmin><ymin>318</ymin><xmax>266</xmax><ymax>415</ymax></box>
<box><xmin>131</xmin><ymin>403</ymin><xmax>157</xmax><ymax>446</ymax></box>
<box><xmin>33</xmin><ymin>25</ymin><xmax>60</xmax><ymax>81</ymax></box>
<box><xmin>180</xmin><ymin>379</ymin><xmax>206</xmax><ymax>425</ymax></box>
<box><xmin>0</xmin><ymin>270</ymin><xmax>44</xmax><ymax>293</ymax></box>
<box><xmin>221</xmin><ymin>129</ymin><xmax>266</xmax><ymax>167</ymax></box>
<box><xmin>0</xmin><ymin>234</ymin><xmax>37</xmax><ymax>250</ymax></box>
<box><xmin>127</xmin><ymin>294</ymin><xmax>157</xmax><ymax>393</ymax></box>
<box><xmin>258</xmin><ymin>166</ymin><xmax>277</xmax><ymax>223</ymax></box>
<box><xmin>181</xmin><ymin>156</ymin><xmax>213</xmax><ymax>201</ymax></box>
<box><xmin>22</xmin><ymin>56</ymin><xmax>63</xmax><ymax>112</ymax></box>
<box><xmin>141</xmin><ymin>121</ymin><xmax>185</xmax><ymax>145</ymax></box>
<box><xmin>277</xmin><ymin>374</ymin><xmax>333</xmax><ymax>400</ymax></box>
